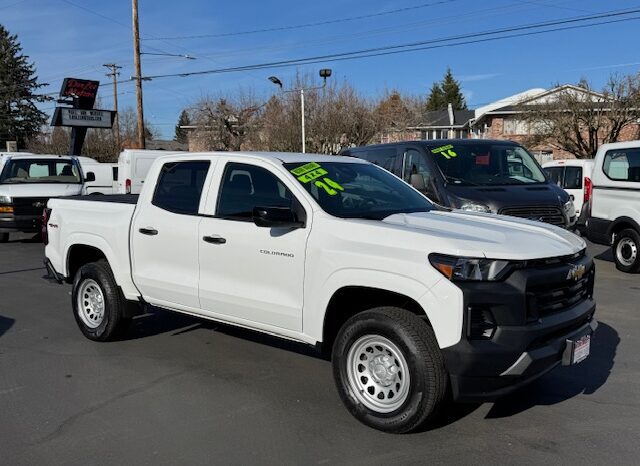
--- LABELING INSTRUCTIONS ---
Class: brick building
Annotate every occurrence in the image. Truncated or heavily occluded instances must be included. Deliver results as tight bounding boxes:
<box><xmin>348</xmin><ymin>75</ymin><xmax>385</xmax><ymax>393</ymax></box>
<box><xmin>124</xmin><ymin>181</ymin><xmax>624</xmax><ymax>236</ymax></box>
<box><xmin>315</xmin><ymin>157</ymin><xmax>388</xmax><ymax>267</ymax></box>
<box><xmin>376</xmin><ymin>85</ymin><xmax>640</xmax><ymax>162</ymax></box>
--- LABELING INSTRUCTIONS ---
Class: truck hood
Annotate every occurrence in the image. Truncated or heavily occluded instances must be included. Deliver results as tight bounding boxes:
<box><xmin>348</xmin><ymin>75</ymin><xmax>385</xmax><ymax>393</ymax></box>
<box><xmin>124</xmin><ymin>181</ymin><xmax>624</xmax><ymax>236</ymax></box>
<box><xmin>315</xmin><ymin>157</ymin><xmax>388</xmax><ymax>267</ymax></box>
<box><xmin>0</xmin><ymin>183</ymin><xmax>82</xmax><ymax>198</ymax></box>
<box><xmin>381</xmin><ymin>210</ymin><xmax>585</xmax><ymax>260</ymax></box>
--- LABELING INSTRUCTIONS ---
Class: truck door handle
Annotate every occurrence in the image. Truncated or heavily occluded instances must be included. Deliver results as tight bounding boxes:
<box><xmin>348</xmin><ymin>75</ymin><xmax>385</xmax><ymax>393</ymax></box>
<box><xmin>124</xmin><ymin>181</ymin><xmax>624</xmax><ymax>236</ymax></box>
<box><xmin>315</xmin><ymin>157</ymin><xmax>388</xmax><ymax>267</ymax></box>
<box><xmin>203</xmin><ymin>235</ymin><xmax>226</xmax><ymax>244</ymax></box>
<box><xmin>139</xmin><ymin>227</ymin><xmax>158</xmax><ymax>236</ymax></box>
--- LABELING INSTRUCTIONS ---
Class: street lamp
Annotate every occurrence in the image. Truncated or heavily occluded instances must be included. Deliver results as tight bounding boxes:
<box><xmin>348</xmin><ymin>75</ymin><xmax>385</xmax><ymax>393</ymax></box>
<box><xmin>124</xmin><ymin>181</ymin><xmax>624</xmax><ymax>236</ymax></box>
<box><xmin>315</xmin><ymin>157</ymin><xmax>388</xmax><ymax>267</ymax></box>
<box><xmin>268</xmin><ymin>69</ymin><xmax>332</xmax><ymax>153</ymax></box>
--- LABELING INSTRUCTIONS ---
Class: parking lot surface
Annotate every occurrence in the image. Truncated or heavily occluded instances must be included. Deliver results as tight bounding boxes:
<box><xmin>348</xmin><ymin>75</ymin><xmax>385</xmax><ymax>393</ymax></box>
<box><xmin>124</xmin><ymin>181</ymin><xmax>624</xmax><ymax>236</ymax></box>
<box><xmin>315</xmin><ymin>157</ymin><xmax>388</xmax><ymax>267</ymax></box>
<box><xmin>1</xmin><ymin>234</ymin><xmax>639</xmax><ymax>465</ymax></box>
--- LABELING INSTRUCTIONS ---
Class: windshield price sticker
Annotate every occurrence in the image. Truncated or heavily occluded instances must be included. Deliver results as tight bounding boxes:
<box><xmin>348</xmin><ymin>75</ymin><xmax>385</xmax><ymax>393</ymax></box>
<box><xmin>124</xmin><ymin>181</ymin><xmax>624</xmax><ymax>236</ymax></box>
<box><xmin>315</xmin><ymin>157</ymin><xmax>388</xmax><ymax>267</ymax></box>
<box><xmin>431</xmin><ymin>144</ymin><xmax>458</xmax><ymax>160</ymax></box>
<box><xmin>290</xmin><ymin>162</ymin><xmax>321</xmax><ymax>177</ymax></box>
<box><xmin>290</xmin><ymin>162</ymin><xmax>345</xmax><ymax>195</ymax></box>
<box><xmin>298</xmin><ymin>168</ymin><xmax>328</xmax><ymax>183</ymax></box>
<box><xmin>315</xmin><ymin>178</ymin><xmax>345</xmax><ymax>196</ymax></box>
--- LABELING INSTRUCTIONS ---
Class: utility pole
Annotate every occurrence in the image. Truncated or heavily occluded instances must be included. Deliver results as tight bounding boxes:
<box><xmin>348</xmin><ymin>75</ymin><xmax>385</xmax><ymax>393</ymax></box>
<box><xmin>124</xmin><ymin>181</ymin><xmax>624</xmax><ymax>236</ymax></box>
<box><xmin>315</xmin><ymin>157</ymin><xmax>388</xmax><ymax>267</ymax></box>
<box><xmin>300</xmin><ymin>88</ymin><xmax>305</xmax><ymax>153</ymax></box>
<box><xmin>103</xmin><ymin>63</ymin><xmax>122</xmax><ymax>151</ymax></box>
<box><xmin>131</xmin><ymin>0</ymin><xmax>145</xmax><ymax>149</ymax></box>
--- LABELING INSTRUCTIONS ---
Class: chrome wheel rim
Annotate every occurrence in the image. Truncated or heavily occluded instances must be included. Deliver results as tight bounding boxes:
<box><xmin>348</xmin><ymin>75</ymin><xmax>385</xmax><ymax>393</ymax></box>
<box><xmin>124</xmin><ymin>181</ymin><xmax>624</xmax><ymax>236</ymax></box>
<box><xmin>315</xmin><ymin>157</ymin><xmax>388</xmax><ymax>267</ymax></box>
<box><xmin>346</xmin><ymin>335</ymin><xmax>410</xmax><ymax>413</ymax></box>
<box><xmin>616</xmin><ymin>238</ymin><xmax>637</xmax><ymax>267</ymax></box>
<box><xmin>77</xmin><ymin>279</ymin><xmax>105</xmax><ymax>329</ymax></box>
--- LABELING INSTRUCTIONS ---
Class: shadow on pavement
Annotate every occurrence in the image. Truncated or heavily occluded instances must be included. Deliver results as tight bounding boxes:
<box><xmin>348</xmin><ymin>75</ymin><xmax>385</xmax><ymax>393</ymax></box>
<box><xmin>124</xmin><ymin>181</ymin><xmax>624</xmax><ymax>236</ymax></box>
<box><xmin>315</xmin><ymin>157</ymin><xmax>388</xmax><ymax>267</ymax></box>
<box><xmin>485</xmin><ymin>321</ymin><xmax>619</xmax><ymax>418</ymax></box>
<box><xmin>0</xmin><ymin>315</ymin><xmax>15</xmax><ymax>338</ymax></box>
<box><xmin>8</xmin><ymin>234</ymin><xmax>42</xmax><ymax>244</ymax></box>
<box><xmin>595</xmin><ymin>248</ymin><xmax>614</xmax><ymax>263</ymax></box>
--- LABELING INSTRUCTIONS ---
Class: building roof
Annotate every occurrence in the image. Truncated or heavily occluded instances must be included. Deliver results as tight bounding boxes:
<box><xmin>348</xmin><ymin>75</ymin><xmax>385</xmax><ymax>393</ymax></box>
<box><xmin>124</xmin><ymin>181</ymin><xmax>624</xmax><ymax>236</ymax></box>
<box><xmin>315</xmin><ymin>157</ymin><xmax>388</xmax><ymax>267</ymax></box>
<box><xmin>474</xmin><ymin>88</ymin><xmax>547</xmax><ymax>122</ymax></box>
<box><xmin>144</xmin><ymin>139</ymin><xmax>188</xmax><ymax>151</ymax></box>
<box><xmin>412</xmin><ymin>109</ymin><xmax>475</xmax><ymax>129</ymax></box>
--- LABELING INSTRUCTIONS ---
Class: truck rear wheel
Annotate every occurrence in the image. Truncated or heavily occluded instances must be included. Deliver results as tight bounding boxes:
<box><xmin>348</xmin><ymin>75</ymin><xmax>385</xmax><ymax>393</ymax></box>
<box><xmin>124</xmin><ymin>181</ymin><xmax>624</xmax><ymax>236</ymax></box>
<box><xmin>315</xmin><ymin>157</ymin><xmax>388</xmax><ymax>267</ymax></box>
<box><xmin>613</xmin><ymin>228</ymin><xmax>640</xmax><ymax>273</ymax></box>
<box><xmin>332</xmin><ymin>307</ymin><xmax>447</xmax><ymax>433</ymax></box>
<box><xmin>72</xmin><ymin>259</ymin><xmax>131</xmax><ymax>341</ymax></box>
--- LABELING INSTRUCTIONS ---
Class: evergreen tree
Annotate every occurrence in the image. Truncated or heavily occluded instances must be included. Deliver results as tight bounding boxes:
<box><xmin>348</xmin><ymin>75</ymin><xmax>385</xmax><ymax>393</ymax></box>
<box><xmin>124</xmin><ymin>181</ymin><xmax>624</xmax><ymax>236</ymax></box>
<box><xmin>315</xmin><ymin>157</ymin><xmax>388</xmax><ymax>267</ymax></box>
<box><xmin>0</xmin><ymin>24</ymin><xmax>49</xmax><ymax>149</ymax></box>
<box><xmin>425</xmin><ymin>68</ymin><xmax>467</xmax><ymax>111</ymax></box>
<box><xmin>174</xmin><ymin>109</ymin><xmax>190</xmax><ymax>143</ymax></box>
<box><xmin>425</xmin><ymin>82</ymin><xmax>445</xmax><ymax>111</ymax></box>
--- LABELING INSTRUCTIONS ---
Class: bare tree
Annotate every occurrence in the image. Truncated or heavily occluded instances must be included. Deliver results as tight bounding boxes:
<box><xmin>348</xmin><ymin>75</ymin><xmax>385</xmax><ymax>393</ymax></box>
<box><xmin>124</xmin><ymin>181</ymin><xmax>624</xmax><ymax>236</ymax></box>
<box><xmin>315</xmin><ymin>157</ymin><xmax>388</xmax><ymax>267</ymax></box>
<box><xmin>190</xmin><ymin>90</ymin><xmax>264</xmax><ymax>151</ymax></box>
<box><xmin>521</xmin><ymin>74</ymin><xmax>640</xmax><ymax>158</ymax></box>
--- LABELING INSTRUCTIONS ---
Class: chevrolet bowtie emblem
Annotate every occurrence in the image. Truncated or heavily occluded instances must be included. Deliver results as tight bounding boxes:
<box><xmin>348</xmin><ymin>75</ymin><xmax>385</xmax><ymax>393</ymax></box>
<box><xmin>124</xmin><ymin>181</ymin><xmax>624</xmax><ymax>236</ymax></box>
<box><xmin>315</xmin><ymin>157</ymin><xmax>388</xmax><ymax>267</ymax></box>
<box><xmin>32</xmin><ymin>201</ymin><xmax>45</xmax><ymax>208</ymax></box>
<box><xmin>567</xmin><ymin>264</ymin><xmax>586</xmax><ymax>281</ymax></box>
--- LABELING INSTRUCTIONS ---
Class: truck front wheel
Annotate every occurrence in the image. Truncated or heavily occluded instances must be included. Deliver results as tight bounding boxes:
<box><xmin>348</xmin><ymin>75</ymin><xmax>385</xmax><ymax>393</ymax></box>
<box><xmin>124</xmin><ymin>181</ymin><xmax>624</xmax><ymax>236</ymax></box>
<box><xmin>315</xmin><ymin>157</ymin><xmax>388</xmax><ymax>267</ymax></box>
<box><xmin>613</xmin><ymin>228</ymin><xmax>640</xmax><ymax>273</ymax></box>
<box><xmin>72</xmin><ymin>259</ymin><xmax>131</xmax><ymax>341</ymax></box>
<box><xmin>332</xmin><ymin>307</ymin><xmax>447</xmax><ymax>433</ymax></box>
<box><xmin>0</xmin><ymin>233</ymin><xmax>8</xmax><ymax>243</ymax></box>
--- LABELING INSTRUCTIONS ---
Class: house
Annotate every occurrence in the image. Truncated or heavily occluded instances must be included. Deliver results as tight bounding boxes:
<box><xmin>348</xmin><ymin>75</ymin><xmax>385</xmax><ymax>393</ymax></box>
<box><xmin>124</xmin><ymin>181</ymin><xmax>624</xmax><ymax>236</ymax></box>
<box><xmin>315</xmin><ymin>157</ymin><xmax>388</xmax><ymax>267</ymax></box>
<box><xmin>469</xmin><ymin>84</ymin><xmax>640</xmax><ymax>161</ymax></box>
<box><xmin>377</xmin><ymin>105</ymin><xmax>474</xmax><ymax>144</ymax></box>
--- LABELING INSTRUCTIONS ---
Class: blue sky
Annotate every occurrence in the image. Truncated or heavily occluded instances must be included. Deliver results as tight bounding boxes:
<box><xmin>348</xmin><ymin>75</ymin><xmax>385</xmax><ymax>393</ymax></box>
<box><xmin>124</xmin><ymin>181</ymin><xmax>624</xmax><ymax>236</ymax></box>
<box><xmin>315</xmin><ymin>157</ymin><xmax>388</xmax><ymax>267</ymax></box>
<box><xmin>3</xmin><ymin>0</ymin><xmax>640</xmax><ymax>138</ymax></box>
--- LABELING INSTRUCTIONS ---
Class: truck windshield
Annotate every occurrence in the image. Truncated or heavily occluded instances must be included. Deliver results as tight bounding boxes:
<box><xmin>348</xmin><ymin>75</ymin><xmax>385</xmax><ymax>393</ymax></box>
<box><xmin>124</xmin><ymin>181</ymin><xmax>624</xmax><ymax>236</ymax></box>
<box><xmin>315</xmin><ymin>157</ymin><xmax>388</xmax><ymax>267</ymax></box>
<box><xmin>284</xmin><ymin>162</ymin><xmax>433</xmax><ymax>220</ymax></box>
<box><xmin>0</xmin><ymin>159</ymin><xmax>81</xmax><ymax>184</ymax></box>
<box><xmin>429</xmin><ymin>143</ymin><xmax>546</xmax><ymax>186</ymax></box>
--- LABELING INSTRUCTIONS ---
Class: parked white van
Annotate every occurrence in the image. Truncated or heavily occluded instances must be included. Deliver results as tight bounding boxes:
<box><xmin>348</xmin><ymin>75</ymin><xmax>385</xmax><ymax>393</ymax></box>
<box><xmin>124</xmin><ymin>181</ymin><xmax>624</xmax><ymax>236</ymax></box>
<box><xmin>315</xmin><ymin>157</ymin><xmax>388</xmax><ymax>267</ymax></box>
<box><xmin>80</xmin><ymin>161</ymin><xmax>117</xmax><ymax>195</ymax></box>
<box><xmin>587</xmin><ymin>141</ymin><xmax>640</xmax><ymax>272</ymax></box>
<box><xmin>543</xmin><ymin>159</ymin><xmax>594</xmax><ymax>231</ymax></box>
<box><xmin>114</xmin><ymin>149</ymin><xmax>181</xmax><ymax>194</ymax></box>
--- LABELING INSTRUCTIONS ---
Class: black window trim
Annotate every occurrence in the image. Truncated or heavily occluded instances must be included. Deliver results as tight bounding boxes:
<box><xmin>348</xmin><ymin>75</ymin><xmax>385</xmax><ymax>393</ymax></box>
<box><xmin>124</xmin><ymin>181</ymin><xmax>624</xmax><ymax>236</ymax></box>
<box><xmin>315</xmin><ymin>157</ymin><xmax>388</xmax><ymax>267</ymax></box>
<box><xmin>602</xmin><ymin>148</ymin><xmax>640</xmax><ymax>183</ymax></box>
<box><xmin>213</xmin><ymin>161</ymin><xmax>308</xmax><ymax>226</ymax></box>
<box><xmin>151</xmin><ymin>160</ymin><xmax>211</xmax><ymax>216</ymax></box>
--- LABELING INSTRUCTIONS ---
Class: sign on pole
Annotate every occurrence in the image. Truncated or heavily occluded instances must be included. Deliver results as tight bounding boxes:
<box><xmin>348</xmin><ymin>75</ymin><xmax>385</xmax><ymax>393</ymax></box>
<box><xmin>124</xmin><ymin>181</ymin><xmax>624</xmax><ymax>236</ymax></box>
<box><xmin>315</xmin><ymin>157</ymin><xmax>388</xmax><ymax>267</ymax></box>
<box><xmin>52</xmin><ymin>108</ymin><xmax>115</xmax><ymax>129</ymax></box>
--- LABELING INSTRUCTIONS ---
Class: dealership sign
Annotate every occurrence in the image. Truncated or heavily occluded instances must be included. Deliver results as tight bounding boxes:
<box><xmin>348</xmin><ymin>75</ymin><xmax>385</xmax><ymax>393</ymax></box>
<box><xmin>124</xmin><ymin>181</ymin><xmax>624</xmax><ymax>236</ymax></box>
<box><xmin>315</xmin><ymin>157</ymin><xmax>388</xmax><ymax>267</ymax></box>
<box><xmin>52</xmin><ymin>107</ymin><xmax>115</xmax><ymax>128</ymax></box>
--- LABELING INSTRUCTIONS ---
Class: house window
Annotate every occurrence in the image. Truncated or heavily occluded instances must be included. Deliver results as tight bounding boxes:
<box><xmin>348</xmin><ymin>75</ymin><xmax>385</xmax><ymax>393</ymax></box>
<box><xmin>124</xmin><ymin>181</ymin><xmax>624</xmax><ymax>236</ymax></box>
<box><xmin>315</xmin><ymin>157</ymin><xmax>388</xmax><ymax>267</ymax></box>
<box><xmin>503</xmin><ymin>118</ymin><xmax>529</xmax><ymax>135</ymax></box>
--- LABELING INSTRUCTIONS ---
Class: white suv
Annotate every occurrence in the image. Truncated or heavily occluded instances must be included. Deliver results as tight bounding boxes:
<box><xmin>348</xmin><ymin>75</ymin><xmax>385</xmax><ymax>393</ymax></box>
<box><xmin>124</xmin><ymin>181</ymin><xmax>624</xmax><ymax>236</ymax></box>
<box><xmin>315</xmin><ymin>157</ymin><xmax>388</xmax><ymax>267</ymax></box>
<box><xmin>588</xmin><ymin>141</ymin><xmax>640</xmax><ymax>272</ymax></box>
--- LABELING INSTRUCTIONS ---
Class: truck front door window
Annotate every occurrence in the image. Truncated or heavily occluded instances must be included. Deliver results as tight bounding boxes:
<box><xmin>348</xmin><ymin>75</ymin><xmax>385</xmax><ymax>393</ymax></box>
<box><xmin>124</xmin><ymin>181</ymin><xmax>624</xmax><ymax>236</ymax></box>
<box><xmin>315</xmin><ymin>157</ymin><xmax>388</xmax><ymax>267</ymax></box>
<box><xmin>217</xmin><ymin>163</ymin><xmax>294</xmax><ymax>220</ymax></box>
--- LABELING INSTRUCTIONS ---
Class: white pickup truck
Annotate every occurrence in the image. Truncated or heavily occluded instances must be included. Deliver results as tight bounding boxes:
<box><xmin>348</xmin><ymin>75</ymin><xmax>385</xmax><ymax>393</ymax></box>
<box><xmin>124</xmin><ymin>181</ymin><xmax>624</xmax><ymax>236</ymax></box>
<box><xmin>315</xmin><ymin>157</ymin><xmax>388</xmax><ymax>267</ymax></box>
<box><xmin>44</xmin><ymin>152</ymin><xmax>597</xmax><ymax>433</ymax></box>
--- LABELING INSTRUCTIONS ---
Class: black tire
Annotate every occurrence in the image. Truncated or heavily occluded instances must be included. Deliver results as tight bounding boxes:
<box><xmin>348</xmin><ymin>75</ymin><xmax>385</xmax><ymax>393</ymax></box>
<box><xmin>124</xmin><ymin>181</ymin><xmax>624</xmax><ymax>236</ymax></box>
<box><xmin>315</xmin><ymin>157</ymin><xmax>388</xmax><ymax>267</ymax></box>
<box><xmin>0</xmin><ymin>233</ymin><xmax>8</xmax><ymax>243</ymax></box>
<box><xmin>72</xmin><ymin>259</ymin><xmax>131</xmax><ymax>341</ymax></box>
<box><xmin>613</xmin><ymin>228</ymin><xmax>640</xmax><ymax>273</ymax></box>
<box><xmin>332</xmin><ymin>307</ymin><xmax>447</xmax><ymax>433</ymax></box>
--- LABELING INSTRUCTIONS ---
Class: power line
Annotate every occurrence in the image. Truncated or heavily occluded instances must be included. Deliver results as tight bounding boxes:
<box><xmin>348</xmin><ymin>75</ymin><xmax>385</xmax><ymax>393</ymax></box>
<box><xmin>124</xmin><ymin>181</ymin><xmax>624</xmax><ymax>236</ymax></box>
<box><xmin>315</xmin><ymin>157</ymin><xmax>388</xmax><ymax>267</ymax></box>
<box><xmin>143</xmin><ymin>0</ymin><xmax>460</xmax><ymax>41</ymax></box>
<box><xmin>141</xmin><ymin>8</ymin><xmax>640</xmax><ymax>80</ymax></box>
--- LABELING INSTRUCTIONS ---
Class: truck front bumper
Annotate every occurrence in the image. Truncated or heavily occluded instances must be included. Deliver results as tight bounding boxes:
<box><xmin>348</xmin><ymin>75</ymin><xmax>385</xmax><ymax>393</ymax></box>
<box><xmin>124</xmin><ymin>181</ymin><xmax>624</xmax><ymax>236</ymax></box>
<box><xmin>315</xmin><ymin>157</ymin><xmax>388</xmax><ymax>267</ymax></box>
<box><xmin>441</xmin><ymin>252</ymin><xmax>596</xmax><ymax>402</ymax></box>
<box><xmin>0</xmin><ymin>213</ymin><xmax>41</xmax><ymax>233</ymax></box>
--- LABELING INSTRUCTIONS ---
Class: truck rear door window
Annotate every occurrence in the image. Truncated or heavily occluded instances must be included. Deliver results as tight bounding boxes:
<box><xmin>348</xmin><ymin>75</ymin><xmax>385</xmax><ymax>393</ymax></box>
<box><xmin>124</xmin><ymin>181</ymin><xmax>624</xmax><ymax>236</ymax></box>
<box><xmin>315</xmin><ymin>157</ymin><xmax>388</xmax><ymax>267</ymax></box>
<box><xmin>152</xmin><ymin>161</ymin><xmax>210</xmax><ymax>214</ymax></box>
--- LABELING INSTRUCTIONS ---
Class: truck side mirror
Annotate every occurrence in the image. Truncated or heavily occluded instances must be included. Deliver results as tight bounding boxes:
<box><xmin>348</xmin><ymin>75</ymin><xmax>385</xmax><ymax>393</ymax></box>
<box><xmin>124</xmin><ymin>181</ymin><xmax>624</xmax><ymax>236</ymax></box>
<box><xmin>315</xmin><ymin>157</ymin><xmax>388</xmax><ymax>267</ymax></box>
<box><xmin>410</xmin><ymin>174</ymin><xmax>426</xmax><ymax>191</ymax></box>
<box><xmin>85</xmin><ymin>172</ymin><xmax>96</xmax><ymax>182</ymax></box>
<box><xmin>252</xmin><ymin>206</ymin><xmax>304</xmax><ymax>229</ymax></box>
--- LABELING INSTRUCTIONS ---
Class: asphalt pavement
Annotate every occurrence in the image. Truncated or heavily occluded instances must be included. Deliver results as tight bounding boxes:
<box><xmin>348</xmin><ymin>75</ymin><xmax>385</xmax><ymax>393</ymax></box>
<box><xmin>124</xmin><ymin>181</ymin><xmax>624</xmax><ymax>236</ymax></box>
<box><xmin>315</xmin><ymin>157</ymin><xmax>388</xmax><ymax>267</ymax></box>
<box><xmin>1</xmin><ymin>234</ymin><xmax>639</xmax><ymax>465</ymax></box>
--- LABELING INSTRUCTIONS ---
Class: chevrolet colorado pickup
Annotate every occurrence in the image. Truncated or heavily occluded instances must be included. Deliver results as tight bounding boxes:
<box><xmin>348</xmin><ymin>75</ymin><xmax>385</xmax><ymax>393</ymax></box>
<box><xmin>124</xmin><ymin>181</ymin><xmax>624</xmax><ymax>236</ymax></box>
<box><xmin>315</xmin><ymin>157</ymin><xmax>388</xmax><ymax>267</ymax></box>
<box><xmin>44</xmin><ymin>152</ymin><xmax>597</xmax><ymax>433</ymax></box>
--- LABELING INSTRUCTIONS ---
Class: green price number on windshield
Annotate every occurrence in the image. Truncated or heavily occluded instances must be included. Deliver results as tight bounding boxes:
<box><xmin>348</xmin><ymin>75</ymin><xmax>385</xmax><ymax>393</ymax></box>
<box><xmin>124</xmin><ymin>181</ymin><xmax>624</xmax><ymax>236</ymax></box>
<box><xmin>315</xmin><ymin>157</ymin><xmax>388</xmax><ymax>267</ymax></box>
<box><xmin>315</xmin><ymin>177</ymin><xmax>344</xmax><ymax>196</ymax></box>
<box><xmin>431</xmin><ymin>144</ymin><xmax>458</xmax><ymax>160</ymax></box>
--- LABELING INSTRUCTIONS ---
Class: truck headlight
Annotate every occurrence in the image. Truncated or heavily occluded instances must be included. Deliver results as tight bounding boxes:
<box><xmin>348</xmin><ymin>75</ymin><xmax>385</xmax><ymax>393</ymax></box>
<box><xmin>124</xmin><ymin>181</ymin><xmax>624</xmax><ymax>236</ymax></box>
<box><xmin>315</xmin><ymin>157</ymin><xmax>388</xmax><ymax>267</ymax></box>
<box><xmin>460</xmin><ymin>202</ymin><xmax>491</xmax><ymax>213</ymax></box>
<box><xmin>0</xmin><ymin>195</ymin><xmax>11</xmax><ymax>204</ymax></box>
<box><xmin>429</xmin><ymin>254</ymin><xmax>516</xmax><ymax>281</ymax></box>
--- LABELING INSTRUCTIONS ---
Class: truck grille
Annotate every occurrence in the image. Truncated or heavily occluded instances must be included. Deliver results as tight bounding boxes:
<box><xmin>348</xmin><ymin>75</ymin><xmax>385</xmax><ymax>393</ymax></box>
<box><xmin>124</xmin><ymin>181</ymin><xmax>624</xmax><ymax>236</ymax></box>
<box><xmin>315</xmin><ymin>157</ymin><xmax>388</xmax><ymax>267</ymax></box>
<box><xmin>526</xmin><ymin>265</ymin><xmax>594</xmax><ymax>320</ymax></box>
<box><xmin>499</xmin><ymin>205</ymin><xmax>565</xmax><ymax>226</ymax></box>
<box><xmin>11</xmin><ymin>197</ymin><xmax>50</xmax><ymax>216</ymax></box>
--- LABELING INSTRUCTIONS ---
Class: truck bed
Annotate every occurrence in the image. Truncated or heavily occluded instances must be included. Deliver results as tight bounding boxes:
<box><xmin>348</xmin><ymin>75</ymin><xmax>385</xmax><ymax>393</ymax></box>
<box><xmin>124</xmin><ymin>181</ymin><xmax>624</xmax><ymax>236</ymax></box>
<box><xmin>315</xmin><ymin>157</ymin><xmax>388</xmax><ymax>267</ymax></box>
<box><xmin>64</xmin><ymin>194</ymin><xmax>139</xmax><ymax>204</ymax></box>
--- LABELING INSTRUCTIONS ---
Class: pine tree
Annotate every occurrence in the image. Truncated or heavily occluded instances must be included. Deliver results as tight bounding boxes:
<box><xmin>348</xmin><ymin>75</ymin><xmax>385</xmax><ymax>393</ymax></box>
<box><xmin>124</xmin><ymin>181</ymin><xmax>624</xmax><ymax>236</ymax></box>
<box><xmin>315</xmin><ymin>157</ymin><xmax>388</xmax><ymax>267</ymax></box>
<box><xmin>425</xmin><ymin>68</ymin><xmax>467</xmax><ymax>111</ymax></box>
<box><xmin>0</xmin><ymin>24</ymin><xmax>49</xmax><ymax>149</ymax></box>
<box><xmin>174</xmin><ymin>109</ymin><xmax>190</xmax><ymax>143</ymax></box>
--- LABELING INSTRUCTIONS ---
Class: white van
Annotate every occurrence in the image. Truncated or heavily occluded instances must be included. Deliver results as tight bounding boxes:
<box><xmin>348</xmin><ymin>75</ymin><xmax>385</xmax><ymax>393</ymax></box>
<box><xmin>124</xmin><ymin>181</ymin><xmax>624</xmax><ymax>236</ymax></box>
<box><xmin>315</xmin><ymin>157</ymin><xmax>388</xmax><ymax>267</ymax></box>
<box><xmin>543</xmin><ymin>159</ymin><xmax>594</xmax><ymax>230</ymax></box>
<box><xmin>80</xmin><ymin>161</ymin><xmax>118</xmax><ymax>195</ymax></box>
<box><xmin>587</xmin><ymin>141</ymin><xmax>640</xmax><ymax>272</ymax></box>
<box><xmin>115</xmin><ymin>149</ymin><xmax>180</xmax><ymax>194</ymax></box>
